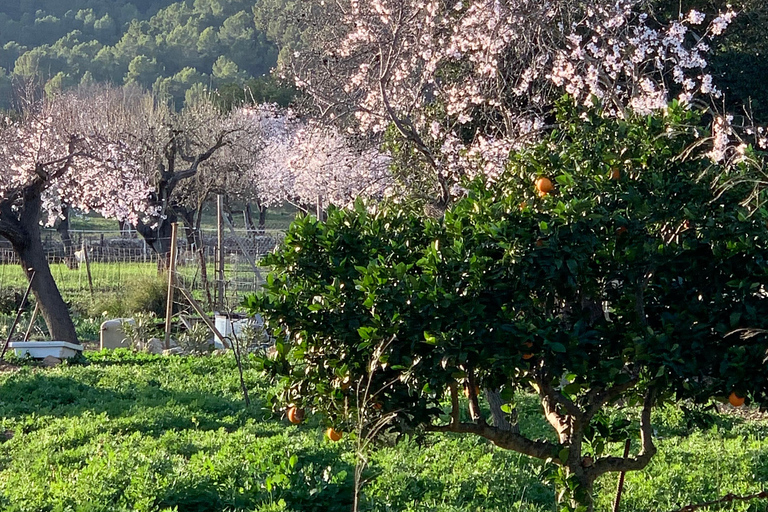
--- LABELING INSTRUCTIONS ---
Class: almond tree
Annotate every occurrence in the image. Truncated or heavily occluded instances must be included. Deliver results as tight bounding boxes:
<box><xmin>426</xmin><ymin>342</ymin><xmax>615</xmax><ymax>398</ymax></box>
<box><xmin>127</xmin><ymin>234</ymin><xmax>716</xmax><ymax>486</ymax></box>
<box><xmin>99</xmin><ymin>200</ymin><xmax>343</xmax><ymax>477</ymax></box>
<box><xmin>127</xmin><ymin>96</ymin><xmax>262</xmax><ymax>263</ymax></box>
<box><xmin>0</xmin><ymin>87</ymin><xmax>153</xmax><ymax>342</ymax></box>
<box><xmin>285</xmin><ymin>0</ymin><xmax>745</xmax><ymax>203</ymax></box>
<box><xmin>234</xmin><ymin>108</ymin><xmax>393</xmax><ymax>218</ymax></box>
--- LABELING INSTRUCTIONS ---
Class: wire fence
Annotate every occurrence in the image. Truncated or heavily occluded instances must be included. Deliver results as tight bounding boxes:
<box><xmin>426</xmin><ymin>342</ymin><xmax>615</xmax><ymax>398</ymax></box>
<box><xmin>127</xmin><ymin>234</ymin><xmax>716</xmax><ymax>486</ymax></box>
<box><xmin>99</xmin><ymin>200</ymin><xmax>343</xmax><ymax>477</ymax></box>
<box><xmin>0</xmin><ymin>227</ymin><xmax>286</xmax><ymax>311</ymax></box>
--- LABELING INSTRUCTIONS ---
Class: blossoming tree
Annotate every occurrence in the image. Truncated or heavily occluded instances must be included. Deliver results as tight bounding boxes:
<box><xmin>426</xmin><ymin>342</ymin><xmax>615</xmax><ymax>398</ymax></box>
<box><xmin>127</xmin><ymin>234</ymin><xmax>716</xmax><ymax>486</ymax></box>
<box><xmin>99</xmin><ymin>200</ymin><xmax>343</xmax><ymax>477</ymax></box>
<box><xmin>0</xmin><ymin>87</ymin><xmax>153</xmax><ymax>342</ymax></box>
<box><xmin>234</xmin><ymin>109</ymin><xmax>393</xmax><ymax>217</ymax></box>
<box><xmin>286</xmin><ymin>0</ymin><xmax>748</xmax><ymax>201</ymax></box>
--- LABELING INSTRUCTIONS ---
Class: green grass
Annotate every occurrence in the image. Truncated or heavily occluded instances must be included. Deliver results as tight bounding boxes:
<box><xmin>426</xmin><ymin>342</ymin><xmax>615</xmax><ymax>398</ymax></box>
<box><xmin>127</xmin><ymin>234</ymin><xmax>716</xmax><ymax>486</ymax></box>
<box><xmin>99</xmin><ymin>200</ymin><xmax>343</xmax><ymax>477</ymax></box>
<box><xmin>0</xmin><ymin>352</ymin><xmax>765</xmax><ymax>512</ymax></box>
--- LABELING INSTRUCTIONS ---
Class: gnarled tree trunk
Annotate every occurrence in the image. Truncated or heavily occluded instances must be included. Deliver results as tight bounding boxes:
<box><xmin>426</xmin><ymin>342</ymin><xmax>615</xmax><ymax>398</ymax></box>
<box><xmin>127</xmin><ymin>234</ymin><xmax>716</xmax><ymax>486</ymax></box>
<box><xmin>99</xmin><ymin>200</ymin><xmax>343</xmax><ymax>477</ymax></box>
<box><xmin>0</xmin><ymin>189</ymin><xmax>78</xmax><ymax>343</ymax></box>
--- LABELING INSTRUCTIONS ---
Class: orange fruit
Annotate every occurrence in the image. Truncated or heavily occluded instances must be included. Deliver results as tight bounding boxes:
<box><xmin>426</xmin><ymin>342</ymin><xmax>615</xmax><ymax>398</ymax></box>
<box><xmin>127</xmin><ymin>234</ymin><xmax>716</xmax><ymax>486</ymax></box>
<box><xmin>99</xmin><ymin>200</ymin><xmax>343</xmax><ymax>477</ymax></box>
<box><xmin>523</xmin><ymin>342</ymin><xmax>534</xmax><ymax>360</ymax></box>
<box><xmin>372</xmin><ymin>401</ymin><xmax>383</xmax><ymax>410</ymax></box>
<box><xmin>729</xmin><ymin>392</ymin><xmax>745</xmax><ymax>407</ymax></box>
<box><xmin>535</xmin><ymin>177</ymin><xmax>554</xmax><ymax>196</ymax></box>
<box><xmin>610</xmin><ymin>168</ymin><xmax>620</xmax><ymax>180</ymax></box>
<box><xmin>326</xmin><ymin>427</ymin><xmax>342</xmax><ymax>441</ymax></box>
<box><xmin>287</xmin><ymin>406</ymin><xmax>305</xmax><ymax>424</ymax></box>
<box><xmin>536</xmin><ymin>239</ymin><xmax>544</xmax><ymax>247</ymax></box>
<box><xmin>616</xmin><ymin>226</ymin><xmax>628</xmax><ymax>236</ymax></box>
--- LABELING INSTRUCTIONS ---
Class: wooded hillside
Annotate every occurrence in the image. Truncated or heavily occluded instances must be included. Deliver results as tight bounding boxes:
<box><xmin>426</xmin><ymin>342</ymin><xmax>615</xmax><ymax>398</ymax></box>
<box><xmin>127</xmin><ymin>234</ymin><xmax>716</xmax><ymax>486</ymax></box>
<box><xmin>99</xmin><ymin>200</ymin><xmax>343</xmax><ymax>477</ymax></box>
<box><xmin>0</xmin><ymin>0</ymin><xmax>284</xmax><ymax>108</ymax></box>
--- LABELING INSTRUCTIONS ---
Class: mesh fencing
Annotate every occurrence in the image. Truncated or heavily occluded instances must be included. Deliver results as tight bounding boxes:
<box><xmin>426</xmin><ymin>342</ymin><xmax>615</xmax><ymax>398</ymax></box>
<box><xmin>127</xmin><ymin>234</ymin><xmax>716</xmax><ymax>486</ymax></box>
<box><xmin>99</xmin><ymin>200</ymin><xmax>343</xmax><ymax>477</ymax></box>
<box><xmin>0</xmin><ymin>227</ymin><xmax>285</xmax><ymax>310</ymax></box>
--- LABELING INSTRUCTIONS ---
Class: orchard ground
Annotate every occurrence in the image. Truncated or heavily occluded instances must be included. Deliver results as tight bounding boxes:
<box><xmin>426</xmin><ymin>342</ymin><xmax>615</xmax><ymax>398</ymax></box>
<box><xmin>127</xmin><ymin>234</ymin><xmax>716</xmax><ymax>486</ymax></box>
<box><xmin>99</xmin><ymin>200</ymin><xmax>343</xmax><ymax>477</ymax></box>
<box><xmin>0</xmin><ymin>350</ymin><xmax>765</xmax><ymax>512</ymax></box>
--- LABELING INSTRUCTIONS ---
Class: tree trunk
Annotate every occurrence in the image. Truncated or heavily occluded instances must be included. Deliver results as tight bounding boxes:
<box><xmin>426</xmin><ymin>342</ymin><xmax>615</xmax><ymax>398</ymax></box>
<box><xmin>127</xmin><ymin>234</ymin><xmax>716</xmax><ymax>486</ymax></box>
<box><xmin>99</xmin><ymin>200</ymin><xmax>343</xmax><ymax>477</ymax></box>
<box><xmin>485</xmin><ymin>389</ymin><xmax>519</xmax><ymax>433</ymax></box>
<box><xmin>557</xmin><ymin>463</ymin><xmax>595</xmax><ymax>512</ymax></box>
<box><xmin>0</xmin><ymin>193</ymin><xmax>78</xmax><ymax>343</ymax></box>
<box><xmin>55</xmin><ymin>205</ymin><xmax>76</xmax><ymax>269</ymax></box>
<box><xmin>244</xmin><ymin>202</ymin><xmax>257</xmax><ymax>232</ymax></box>
<box><xmin>257</xmin><ymin>201</ymin><xmax>267</xmax><ymax>233</ymax></box>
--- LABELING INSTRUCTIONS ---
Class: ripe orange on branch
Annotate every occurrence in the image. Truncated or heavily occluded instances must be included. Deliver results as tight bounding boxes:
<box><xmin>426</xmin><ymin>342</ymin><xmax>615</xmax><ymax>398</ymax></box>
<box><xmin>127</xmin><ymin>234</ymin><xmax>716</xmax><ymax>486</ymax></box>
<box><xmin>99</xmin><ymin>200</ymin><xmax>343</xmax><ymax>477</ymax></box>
<box><xmin>610</xmin><ymin>168</ymin><xmax>621</xmax><ymax>180</ymax></box>
<box><xmin>326</xmin><ymin>427</ymin><xmax>343</xmax><ymax>441</ymax></box>
<box><xmin>522</xmin><ymin>342</ymin><xmax>534</xmax><ymax>360</ymax></box>
<box><xmin>729</xmin><ymin>392</ymin><xmax>745</xmax><ymax>407</ymax></box>
<box><xmin>535</xmin><ymin>177</ymin><xmax>553</xmax><ymax>197</ymax></box>
<box><xmin>287</xmin><ymin>406</ymin><xmax>305</xmax><ymax>424</ymax></box>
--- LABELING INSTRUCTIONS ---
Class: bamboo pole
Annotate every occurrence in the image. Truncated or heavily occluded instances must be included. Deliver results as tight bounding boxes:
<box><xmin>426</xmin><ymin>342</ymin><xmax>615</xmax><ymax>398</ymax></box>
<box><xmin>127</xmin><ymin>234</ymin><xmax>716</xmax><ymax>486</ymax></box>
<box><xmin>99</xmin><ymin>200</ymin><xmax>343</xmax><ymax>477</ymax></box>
<box><xmin>163</xmin><ymin>223</ymin><xmax>179</xmax><ymax>350</ymax></box>
<box><xmin>612</xmin><ymin>438</ymin><xmax>633</xmax><ymax>512</ymax></box>
<box><xmin>176</xmin><ymin>284</ymin><xmax>230</xmax><ymax>349</ymax></box>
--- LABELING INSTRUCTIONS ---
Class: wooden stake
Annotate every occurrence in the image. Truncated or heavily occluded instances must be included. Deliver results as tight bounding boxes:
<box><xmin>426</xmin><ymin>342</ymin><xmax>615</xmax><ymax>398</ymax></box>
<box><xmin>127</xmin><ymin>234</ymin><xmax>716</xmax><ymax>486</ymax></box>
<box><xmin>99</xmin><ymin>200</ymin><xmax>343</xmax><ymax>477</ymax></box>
<box><xmin>613</xmin><ymin>438</ymin><xmax>632</xmax><ymax>512</ymax></box>
<box><xmin>176</xmin><ymin>284</ymin><xmax>230</xmax><ymax>349</ymax></box>
<box><xmin>81</xmin><ymin>240</ymin><xmax>94</xmax><ymax>299</ymax></box>
<box><xmin>23</xmin><ymin>302</ymin><xmax>40</xmax><ymax>341</ymax></box>
<box><xmin>164</xmin><ymin>222</ymin><xmax>179</xmax><ymax>350</ymax></box>
<box><xmin>198</xmin><ymin>247</ymin><xmax>213</xmax><ymax>312</ymax></box>
<box><xmin>1</xmin><ymin>270</ymin><xmax>36</xmax><ymax>361</ymax></box>
<box><xmin>217</xmin><ymin>194</ymin><xmax>225</xmax><ymax>311</ymax></box>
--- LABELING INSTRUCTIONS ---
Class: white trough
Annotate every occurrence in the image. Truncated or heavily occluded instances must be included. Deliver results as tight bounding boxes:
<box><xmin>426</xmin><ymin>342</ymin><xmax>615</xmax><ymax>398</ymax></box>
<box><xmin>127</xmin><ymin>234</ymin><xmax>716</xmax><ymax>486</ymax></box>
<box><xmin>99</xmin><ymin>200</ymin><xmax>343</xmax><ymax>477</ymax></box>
<box><xmin>8</xmin><ymin>341</ymin><xmax>84</xmax><ymax>359</ymax></box>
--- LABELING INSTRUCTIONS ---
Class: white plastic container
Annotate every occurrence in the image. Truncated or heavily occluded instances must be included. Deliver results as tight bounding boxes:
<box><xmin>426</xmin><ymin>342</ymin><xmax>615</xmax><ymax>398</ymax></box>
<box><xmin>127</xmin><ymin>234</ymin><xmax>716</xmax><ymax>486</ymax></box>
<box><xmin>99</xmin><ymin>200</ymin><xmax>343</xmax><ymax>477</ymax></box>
<box><xmin>8</xmin><ymin>341</ymin><xmax>84</xmax><ymax>359</ymax></box>
<box><xmin>213</xmin><ymin>313</ymin><xmax>262</xmax><ymax>349</ymax></box>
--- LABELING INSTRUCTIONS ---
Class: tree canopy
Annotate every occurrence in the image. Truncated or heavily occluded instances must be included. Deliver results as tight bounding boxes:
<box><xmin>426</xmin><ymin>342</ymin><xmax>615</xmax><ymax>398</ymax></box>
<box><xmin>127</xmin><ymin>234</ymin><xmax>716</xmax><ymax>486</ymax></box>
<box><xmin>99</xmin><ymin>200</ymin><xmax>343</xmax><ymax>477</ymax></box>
<box><xmin>247</xmin><ymin>100</ymin><xmax>768</xmax><ymax>510</ymax></box>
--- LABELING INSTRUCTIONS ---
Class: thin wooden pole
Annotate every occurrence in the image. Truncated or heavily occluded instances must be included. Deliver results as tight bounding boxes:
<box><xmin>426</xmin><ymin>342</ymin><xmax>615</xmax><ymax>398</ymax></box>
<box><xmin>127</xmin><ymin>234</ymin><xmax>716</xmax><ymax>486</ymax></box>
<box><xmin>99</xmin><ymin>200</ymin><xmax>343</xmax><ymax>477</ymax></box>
<box><xmin>81</xmin><ymin>240</ymin><xmax>94</xmax><ymax>299</ymax></box>
<box><xmin>198</xmin><ymin>247</ymin><xmax>214</xmax><ymax>312</ymax></box>
<box><xmin>176</xmin><ymin>284</ymin><xmax>230</xmax><ymax>349</ymax></box>
<box><xmin>164</xmin><ymin>222</ymin><xmax>179</xmax><ymax>350</ymax></box>
<box><xmin>23</xmin><ymin>302</ymin><xmax>40</xmax><ymax>341</ymax></box>
<box><xmin>217</xmin><ymin>194</ymin><xmax>225</xmax><ymax>311</ymax></box>
<box><xmin>612</xmin><ymin>438</ymin><xmax>633</xmax><ymax>512</ymax></box>
<box><xmin>1</xmin><ymin>270</ymin><xmax>35</xmax><ymax>361</ymax></box>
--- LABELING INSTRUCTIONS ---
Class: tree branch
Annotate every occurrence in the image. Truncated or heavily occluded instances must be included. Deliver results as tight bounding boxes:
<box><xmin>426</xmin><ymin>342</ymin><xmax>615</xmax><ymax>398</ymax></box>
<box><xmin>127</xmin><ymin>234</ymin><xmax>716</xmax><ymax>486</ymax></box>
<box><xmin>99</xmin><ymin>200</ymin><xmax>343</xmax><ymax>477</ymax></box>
<box><xmin>584</xmin><ymin>377</ymin><xmax>639</xmax><ymax>421</ymax></box>
<box><xmin>589</xmin><ymin>388</ymin><xmax>657</xmax><ymax>477</ymax></box>
<box><xmin>425</xmin><ymin>422</ymin><xmax>559</xmax><ymax>461</ymax></box>
<box><xmin>668</xmin><ymin>491</ymin><xmax>768</xmax><ymax>512</ymax></box>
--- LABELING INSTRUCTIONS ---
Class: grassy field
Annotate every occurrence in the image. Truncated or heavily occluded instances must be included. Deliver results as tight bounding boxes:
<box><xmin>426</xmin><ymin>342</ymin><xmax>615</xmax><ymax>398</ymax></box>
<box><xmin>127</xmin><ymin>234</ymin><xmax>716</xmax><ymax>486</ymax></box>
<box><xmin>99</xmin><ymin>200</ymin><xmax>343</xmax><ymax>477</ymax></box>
<box><xmin>0</xmin><ymin>351</ymin><xmax>764</xmax><ymax>512</ymax></box>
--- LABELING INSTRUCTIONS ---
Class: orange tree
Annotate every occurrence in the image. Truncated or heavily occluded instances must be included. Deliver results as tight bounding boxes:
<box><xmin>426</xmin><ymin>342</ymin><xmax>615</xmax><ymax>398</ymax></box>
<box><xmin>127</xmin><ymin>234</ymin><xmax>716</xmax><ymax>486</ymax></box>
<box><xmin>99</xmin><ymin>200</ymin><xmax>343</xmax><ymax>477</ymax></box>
<box><xmin>245</xmin><ymin>102</ymin><xmax>768</xmax><ymax>511</ymax></box>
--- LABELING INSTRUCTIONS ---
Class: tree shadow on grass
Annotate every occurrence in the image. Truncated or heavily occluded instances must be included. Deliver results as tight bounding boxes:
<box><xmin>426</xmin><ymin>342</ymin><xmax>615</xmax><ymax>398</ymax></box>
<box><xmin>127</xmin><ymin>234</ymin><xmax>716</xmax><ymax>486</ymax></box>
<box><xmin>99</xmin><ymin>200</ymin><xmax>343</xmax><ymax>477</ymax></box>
<box><xmin>0</xmin><ymin>371</ymin><xmax>269</xmax><ymax>437</ymax></box>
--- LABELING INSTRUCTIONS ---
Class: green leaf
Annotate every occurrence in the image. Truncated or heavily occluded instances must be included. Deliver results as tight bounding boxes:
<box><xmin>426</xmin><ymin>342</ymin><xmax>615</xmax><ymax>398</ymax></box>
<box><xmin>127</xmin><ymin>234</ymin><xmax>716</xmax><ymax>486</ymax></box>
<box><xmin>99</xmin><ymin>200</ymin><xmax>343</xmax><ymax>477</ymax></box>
<box><xmin>549</xmin><ymin>342</ymin><xmax>567</xmax><ymax>353</ymax></box>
